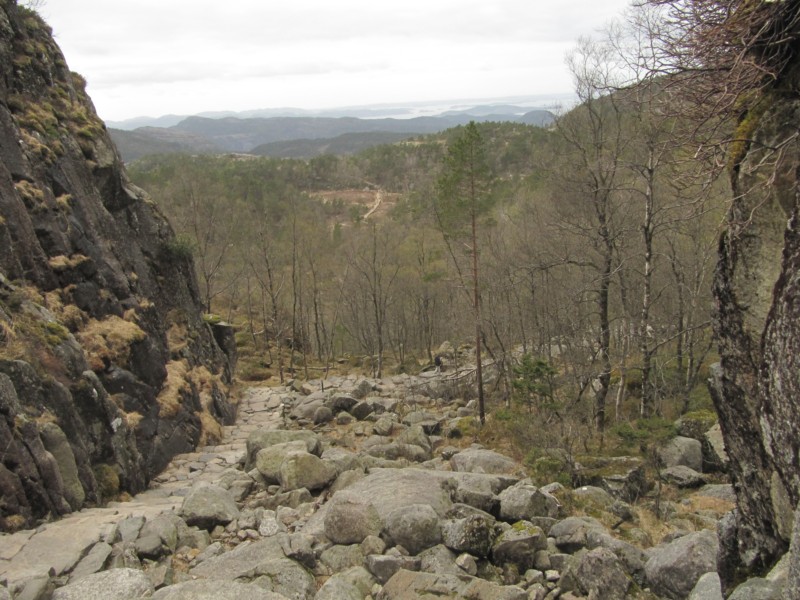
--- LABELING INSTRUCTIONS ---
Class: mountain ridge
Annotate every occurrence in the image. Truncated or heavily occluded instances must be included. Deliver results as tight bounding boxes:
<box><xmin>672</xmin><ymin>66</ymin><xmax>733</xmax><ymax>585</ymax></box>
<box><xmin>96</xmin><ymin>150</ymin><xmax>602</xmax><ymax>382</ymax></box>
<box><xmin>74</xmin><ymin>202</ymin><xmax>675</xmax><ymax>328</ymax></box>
<box><xmin>110</xmin><ymin>108</ymin><xmax>556</xmax><ymax>161</ymax></box>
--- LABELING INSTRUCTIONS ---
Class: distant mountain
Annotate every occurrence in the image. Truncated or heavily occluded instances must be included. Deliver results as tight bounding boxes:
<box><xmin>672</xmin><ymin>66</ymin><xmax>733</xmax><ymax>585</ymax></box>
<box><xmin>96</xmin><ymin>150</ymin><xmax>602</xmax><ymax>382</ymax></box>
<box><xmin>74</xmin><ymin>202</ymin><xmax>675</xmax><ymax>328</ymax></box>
<box><xmin>106</xmin><ymin>114</ymin><xmax>189</xmax><ymax>130</ymax></box>
<box><xmin>250</xmin><ymin>132</ymin><xmax>418</xmax><ymax>159</ymax></box>
<box><xmin>109</xmin><ymin>105</ymin><xmax>556</xmax><ymax>161</ymax></box>
<box><xmin>110</xmin><ymin>127</ymin><xmax>222</xmax><ymax>162</ymax></box>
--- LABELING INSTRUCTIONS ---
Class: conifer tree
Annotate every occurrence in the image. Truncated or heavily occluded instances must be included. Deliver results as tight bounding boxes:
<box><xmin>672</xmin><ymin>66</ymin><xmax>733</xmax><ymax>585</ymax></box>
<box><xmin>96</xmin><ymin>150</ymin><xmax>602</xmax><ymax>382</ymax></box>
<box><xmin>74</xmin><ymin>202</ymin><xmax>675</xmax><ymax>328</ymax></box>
<box><xmin>434</xmin><ymin>122</ymin><xmax>494</xmax><ymax>423</ymax></box>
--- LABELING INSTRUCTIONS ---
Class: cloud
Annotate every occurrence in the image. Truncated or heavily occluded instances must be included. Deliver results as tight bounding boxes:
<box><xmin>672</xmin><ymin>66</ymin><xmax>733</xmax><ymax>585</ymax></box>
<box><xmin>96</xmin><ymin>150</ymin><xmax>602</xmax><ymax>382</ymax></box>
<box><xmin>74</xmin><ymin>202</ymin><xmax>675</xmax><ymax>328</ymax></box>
<box><xmin>42</xmin><ymin>0</ymin><xmax>633</xmax><ymax>120</ymax></box>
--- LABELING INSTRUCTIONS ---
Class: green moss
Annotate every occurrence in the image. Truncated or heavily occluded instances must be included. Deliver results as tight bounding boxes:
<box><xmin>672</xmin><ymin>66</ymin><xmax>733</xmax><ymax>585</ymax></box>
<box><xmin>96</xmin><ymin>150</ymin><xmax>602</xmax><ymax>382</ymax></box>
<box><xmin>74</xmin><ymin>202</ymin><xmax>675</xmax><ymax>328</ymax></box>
<box><xmin>162</xmin><ymin>234</ymin><xmax>195</xmax><ymax>262</ymax></box>
<box><xmin>42</xmin><ymin>321</ymin><xmax>69</xmax><ymax>346</ymax></box>
<box><xmin>728</xmin><ymin>94</ymin><xmax>772</xmax><ymax>173</ymax></box>
<box><xmin>203</xmin><ymin>313</ymin><xmax>222</xmax><ymax>325</ymax></box>
<box><xmin>93</xmin><ymin>463</ymin><xmax>120</xmax><ymax>502</ymax></box>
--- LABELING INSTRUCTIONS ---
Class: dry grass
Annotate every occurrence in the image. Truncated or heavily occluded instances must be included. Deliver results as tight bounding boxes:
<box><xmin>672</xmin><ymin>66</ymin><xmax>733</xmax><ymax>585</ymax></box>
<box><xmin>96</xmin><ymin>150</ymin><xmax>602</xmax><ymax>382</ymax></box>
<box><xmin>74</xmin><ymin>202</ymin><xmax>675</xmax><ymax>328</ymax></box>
<box><xmin>47</xmin><ymin>254</ymin><xmax>88</xmax><ymax>272</ymax></box>
<box><xmin>76</xmin><ymin>315</ymin><xmax>146</xmax><ymax>371</ymax></box>
<box><xmin>157</xmin><ymin>360</ymin><xmax>190</xmax><ymax>418</ymax></box>
<box><xmin>192</xmin><ymin>365</ymin><xmax>227</xmax><ymax>446</ymax></box>
<box><xmin>167</xmin><ymin>322</ymin><xmax>188</xmax><ymax>355</ymax></box>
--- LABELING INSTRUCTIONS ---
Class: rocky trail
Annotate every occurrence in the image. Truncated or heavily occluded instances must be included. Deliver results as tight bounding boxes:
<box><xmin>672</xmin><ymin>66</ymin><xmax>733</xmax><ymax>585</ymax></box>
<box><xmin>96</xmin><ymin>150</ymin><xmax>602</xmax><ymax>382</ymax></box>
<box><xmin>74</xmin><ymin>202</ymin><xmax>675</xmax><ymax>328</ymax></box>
<box><xmin>0</xmin><ymin>371</ymin><xmax>790</xmax><ymax>599</ymax></box>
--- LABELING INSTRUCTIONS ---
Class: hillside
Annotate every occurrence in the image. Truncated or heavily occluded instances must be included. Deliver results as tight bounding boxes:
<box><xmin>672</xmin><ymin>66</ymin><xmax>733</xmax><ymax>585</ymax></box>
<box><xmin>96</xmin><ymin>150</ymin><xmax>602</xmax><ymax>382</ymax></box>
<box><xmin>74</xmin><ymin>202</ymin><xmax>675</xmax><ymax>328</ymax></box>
<box><xmin>109</xmin><ymin>109</ymin><xmax>555</xmax><ymax>161</ymax></box>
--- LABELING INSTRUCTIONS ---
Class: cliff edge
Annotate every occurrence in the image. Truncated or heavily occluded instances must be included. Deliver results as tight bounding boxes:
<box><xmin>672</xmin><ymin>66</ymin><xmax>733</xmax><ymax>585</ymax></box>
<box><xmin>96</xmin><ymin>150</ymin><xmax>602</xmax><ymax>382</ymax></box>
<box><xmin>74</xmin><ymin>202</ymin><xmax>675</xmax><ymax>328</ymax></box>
<box><xmin>0</xmin><ymin>1</ymin><xmax>236</xmax><ymax>529</ymax></box>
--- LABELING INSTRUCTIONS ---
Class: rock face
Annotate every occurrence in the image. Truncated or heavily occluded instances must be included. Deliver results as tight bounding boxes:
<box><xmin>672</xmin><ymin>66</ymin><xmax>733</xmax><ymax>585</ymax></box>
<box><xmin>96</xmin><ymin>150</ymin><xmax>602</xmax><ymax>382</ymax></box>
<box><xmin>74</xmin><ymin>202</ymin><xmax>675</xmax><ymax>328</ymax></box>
<box><xmin>0</xmin><ymin>2</ymin><xmax>235</xmax><ymax>529</ymax></box>
<box><xmin>711</xmin><ymin>57</ymin><xmax>800</xmax><ymax>583</ymax></box>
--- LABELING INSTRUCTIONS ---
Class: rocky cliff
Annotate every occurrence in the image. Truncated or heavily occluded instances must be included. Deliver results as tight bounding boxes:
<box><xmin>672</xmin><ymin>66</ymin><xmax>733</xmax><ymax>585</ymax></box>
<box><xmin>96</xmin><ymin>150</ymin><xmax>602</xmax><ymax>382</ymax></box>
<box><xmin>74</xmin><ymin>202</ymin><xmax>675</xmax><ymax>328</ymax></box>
<box><xmin>0</xmin><ymin>0</ymin><xmax>235</xmax><ymax>529</ymax></box>
<box><xmin>712</xmin><ymin>60</ymin><xmax>800</xmax><ymax>586</ymax></box>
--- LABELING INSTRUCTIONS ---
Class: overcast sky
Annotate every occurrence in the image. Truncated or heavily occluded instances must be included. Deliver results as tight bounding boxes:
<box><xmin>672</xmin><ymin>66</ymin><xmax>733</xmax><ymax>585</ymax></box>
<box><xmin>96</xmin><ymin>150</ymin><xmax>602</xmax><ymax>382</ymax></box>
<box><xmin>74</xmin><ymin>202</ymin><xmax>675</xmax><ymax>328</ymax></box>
<box><xmin>40</xmin><ymin>0</ymin><xmax>633</xmax><ymax>122</ymax></box>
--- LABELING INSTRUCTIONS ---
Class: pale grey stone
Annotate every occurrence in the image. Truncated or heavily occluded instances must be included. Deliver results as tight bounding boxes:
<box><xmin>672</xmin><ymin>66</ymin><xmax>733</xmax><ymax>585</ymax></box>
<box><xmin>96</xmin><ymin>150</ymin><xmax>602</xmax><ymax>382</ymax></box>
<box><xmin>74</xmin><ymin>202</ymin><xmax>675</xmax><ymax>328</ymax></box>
<box><xmin>661</xmin><ymin>465</ymin><xmax>707</xmax><ymax>488</ymax></box>
<box><xmin>52</xmin><ymin>568</ymin><xmax>153</xmax><ymax>600</ymax></box>
<box><xmin>385</xmin><ymin>504</ymin><xmax>442</xmax><ymax>555</ymax></box>
<box><xmin>320</xmin><ymin>544</ymin><xmax>364</xmax><ymax>572</ymax></box>
<box><xmin>492</xmin><ymin>521</ymin><xmax>548</xmax><ymax>573</ymax></box>
<box><xmin>68</xmin><ymin>542</ymin><xmax>112</xmax><ymax>582</ymax></box>
<box><xmin>441</xmin><ymin>513</ymin><xmax>495</xmax><ymax>557</ymax></box>
<box><xmin>645</xmin><ymin>529</ymin><xmax>719</xmax><ymax>600</ymax></box>
<box><xmin>498</xmin><ymin>484</ymin><xmax>560</xmax><ymax>521</ymax></box>
<box><xmin>323</xmin><ymin>491</ymin><xmax>383</xmax><ymax>544</ymax></box>
<box><xmin>152</xmin><ymin>579</ymin><xmax>287</xmax><ymax>599</ymax></box>
<box><xmin>728</xmin><ymin>577</ymin><xmax>783</xmax><ymax>599</ymax></box>
<box><xmin>40</xmin><ymin>423</ymin><xmax>84</xmax><ymax>511</ymax></box>
<box><xmin>456</xmin><ymin>552</ymin><xmax>478</xmax><ymax>575</ymax></box>
<box><xmin>254</xmin><ymin>441</ymin><xmax>309</xmax><ymax>484</ymax></box>
<box><xmin>365</xmin><ymin>554</ymin><xmax>419</xmax><ymax>584</ymax></box>
<box><xmin>450</xmin><ymin>447</ymin><xmax>520</xmax><ymax>475</ymax></box>
<box><xmin>549</xmin><ymin>516</ymin><xmax>605</xmax><ymax>553</ymax></box>
<box><xmin>245</xmin><ymin>429</ymin><xmax>321</xmax><ymax>469</ymax></box>
<box><xmin>658</xmin><ymin>436</ymin><xmax>703</xmax><ymax>472</ymax></box>
<box><xmin>560</xmin><ymin>546</ymin><xmax>631</xmax><ymax>600</ymax></box>
<box><xmin>418</xmin><ymin>544</ymin><xmax>461</xmax><ymax>576</ymax></box>
<box><xmin>180</xmin><ymin>483</ymin><xmax>239</xmax><ymax>530</ymax></box>
<box><xmin>278</xmin><ymin>451</ymin><xmax>337</xmax><ymax>491</ymax></box>
<box><xmin>688</xmin><ymin>572</ymin><xmax>723</xmax><ymax>600</ymax></box>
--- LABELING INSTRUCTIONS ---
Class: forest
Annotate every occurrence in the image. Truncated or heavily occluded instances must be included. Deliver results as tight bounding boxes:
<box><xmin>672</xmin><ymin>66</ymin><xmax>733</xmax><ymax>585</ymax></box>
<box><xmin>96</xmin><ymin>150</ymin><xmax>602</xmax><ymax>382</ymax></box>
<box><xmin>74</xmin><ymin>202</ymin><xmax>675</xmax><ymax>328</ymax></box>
<box><xmin>127</xmin><ymin>6</ymin><xmax>744</xmax><ymax>461</ymax></box>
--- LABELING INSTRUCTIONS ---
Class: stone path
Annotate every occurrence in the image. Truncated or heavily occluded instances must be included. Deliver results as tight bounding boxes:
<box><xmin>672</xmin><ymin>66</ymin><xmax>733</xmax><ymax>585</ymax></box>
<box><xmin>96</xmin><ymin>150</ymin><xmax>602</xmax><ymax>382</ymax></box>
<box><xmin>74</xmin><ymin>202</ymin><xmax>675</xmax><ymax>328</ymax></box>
<box><xmin>0</xmin><ymin>386</ymin><xmax>284</xmax><ymax>591</ymax></box>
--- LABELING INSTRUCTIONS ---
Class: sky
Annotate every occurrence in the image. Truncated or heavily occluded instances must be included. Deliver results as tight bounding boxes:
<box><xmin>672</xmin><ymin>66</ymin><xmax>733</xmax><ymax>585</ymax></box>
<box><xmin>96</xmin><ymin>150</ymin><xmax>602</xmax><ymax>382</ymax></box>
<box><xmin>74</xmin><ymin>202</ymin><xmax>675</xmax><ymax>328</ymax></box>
<box><xmin>39</xmin><ymin>0</ymin><xmax>634</xmax><ymax>123</ymax></box>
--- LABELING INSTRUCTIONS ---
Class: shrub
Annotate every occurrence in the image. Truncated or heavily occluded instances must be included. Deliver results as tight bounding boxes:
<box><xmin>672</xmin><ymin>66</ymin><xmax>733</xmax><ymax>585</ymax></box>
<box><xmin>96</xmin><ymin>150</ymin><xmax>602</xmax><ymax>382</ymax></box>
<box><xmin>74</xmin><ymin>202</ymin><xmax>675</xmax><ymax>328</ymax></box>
<box><xmin>162</xmin><ymin>234</ymin><xmax>195</xmax><ymax>262</ymax></box>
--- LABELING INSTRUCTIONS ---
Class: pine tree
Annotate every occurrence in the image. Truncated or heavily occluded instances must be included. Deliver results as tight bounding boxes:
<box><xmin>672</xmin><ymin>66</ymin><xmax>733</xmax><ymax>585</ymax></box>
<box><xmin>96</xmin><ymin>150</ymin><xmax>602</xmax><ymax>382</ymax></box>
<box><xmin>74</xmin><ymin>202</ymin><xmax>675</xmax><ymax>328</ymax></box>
<box><xmin>434</xmin><ymin>122</ymin><xmax>494</xmax><ymax>424</ymax></box>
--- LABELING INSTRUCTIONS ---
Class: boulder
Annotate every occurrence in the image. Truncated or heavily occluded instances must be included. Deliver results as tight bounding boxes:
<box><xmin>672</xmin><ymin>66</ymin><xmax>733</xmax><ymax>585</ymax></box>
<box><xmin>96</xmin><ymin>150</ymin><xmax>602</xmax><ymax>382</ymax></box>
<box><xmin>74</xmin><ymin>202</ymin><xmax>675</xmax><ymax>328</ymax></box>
<box><xmin>549</xmin><ymin>516</ymin><xmax>606</xmax><ymax>553</ymax></box>
<box><xmin>325</xmin><ymin>394</ymin><xmax>358</xmax><ymax>414</ymax></box>
<box><xmin>384</xmin><ymin>503</ymin><xmax>442</xmax><ymax>555</ymax></box>
<box><xmin>39</xmin><ymin>423</ymin><xmax>84</xmax><ymax>511</ymax></box>
<box><xmin>450</xmin><ymin>447</ymin><xmax>520</xmax><ymax>475</ymax></box>
<box><xmin>135</xmin><ymin>513</ymin><xmax>184</xmax><ymax>559</ymax></box>
<box><xmin>573</xmin><ymin>456</ymin><xmax>649</xmax><ymax>502</ymax></box>
<box><xmin>245</xmin><ymin>430</ymin><xmax>321</xmax><ymax>469</ymax></box>
<box><xmin>560</xmin><ymin>546</ymin><xmax>632</xmax><ymax>600</ymax></box>
<box><xmin>315</xmin><ymin>566</ymin><xmax>374</xmax><ymax>600</ymax></box>
<box><xmin>573</xmin><ymin>485</ymin><xmax>615</xmax><ymax>509</ymax></box>
<box><xmin>67</xmin><ymin>542</ymin><xmax>112</xmax><ymax>582</ymax></box>
<box><xmin>320</xmin><ymin>544</ymin><xmax>365</xmax><ymax>572</ymax></box>
<box><xmin>278</xmin><ymin>451</ymin><xmax>338</xmax><ymax>491</ymax></box>
<box><xmin>254</xmin><ymin>441</ymin><xmax>309</xmax><ymax>484</ymax></box>
<box><xmin>498</xmin><ymin>482</ymin><xmax>560</xmax><ymax>521</ymax></box>
<box><xmin>324</xmin><ymin>491</ymin><xmax>384</xmax><ymax>544</ymax></box>
<box><xmin>373</xmin><ymin>416</ymin><xmax>395</xmax><ymax>436</ymax></box>
<box><xmin>728</xmin><ymin>577</ymin><xmax>784</xmax><ymax>599</ymax></box>
<box><xmin>180</xmin><ymin>483</ymin><xmax>240</xmax><ymax>530</ymax></box>
<box><xmin>365</xmin><ymin>553</ymin><xmax>420</xmax><ymax>584</ymax></box>
<box><xmin>441</xmin><ymin>513</ymin><xmax>495</xmax><ymax>557</ymax></box>
<box><xmin>661</xmin><ymin>465</ymin><xmax>707</xmax><ymax>488</ymax></box>
<box><xmin>51</xmin><ymin>568</ymin><xmax>153</xmax><ymax>600</ymax></box>
<box><xmin>378</xmin><ymin>569</ymin><xmax>527</xmax><ymax>600</ymax></box>
<box><xmin>191</xmin><ymin>539</ymin><xmax>314</xmax><ymax>599</ymax></box>
<box><xmin>645</xmin><ymin>529</ymin><xmax>719</xmax><ymax>599</ymax></box>
<box><xmin>657</xmin><ymin>436</ymin><xmax>704</xmax><ymax>472</ymax></box>
<box><xmin>365</xmin><ymin>442</ymin><xmax>429</xmax><ymax>462</ymax></box>
<box><xmin>688</xmin><ymin>572</ymin><xmax>723</xmax><ymax>600</ymax></box>
<box><xmin>113</xmin><ymin>515</ymin><xmax>146</xmax><ymax>544</ymax></box>
<box><xmin>278</xmin><ymin>532</ymin><xmax>316</xmax><ymax>569</ymax></box>
<box><xmin>312</xmin><ymin>406</ymin><xmax>333</xmax><ymax>424</ymax></box>
<box><xmin>350</xmin><ymin>401</ymin><xmax>374</xmax><ymax>421</ymax></box>
<box><xmin>152</xmin><ymin>580</ymin><xmax>286</xmax><ymax>600</ymax></box>
<box><xmin>585</xmin><ymin>529</ymin><xmax>650</xmax><ymax>584</ymax></box>
<box><xmin>676</xmin><ymin>411</ymin><xmax>718</xmax><ymax>440</ymax></box>
<box><xmin>703</xmin><ymin>423</ymin><xmax>728</xmax><ymax>472</ymax></box>
<box><xmin>418</xmin><ymin>544</ymin><xmax>462</xmax><ymax>576</ymax></box>
<box><xmin>491</xmin><ymin>521</ymin><xmax>548</xmax><ymax>572</ymax></box>
<box><xmin>397</xmin><ymin>425</ymin><xmax>433</xmax><ymax>455</ymax></box>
